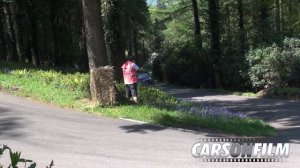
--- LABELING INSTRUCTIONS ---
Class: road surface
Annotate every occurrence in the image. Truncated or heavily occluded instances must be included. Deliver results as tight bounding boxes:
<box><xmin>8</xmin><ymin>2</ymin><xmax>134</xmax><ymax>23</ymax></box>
<box><xmin>0</xmin><ymin>91</ymin><xmax>300</xmax><ymax>167</ymax></box>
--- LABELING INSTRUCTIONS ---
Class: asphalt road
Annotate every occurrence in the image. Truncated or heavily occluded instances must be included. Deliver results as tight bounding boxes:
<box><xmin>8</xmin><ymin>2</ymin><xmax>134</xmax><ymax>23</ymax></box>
<box><xmin>0</xmin><ymin>91</ymin><xmax>300</xmax><ymax>168</ymax></box>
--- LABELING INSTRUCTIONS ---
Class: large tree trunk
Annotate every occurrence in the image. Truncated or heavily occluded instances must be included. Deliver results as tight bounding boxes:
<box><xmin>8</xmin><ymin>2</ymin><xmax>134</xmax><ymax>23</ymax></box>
<box><xmin>208</xmin><ymin>0</ymin><xmax>222</xmax><ymax>88</ymax></box>
<box><xmin>82</xmin><ymin>0</ymin><xmax>108</xmax><ymax>70</ymax></box>
<box><xmin>82</xmin><ymin>0</ymin><xmax>115</xmax><ymax>105</ymax></box>
<box><xmin>191</xmin><ymin>0</ymin><xmax>202</xmax><ymax>50</ymax></box>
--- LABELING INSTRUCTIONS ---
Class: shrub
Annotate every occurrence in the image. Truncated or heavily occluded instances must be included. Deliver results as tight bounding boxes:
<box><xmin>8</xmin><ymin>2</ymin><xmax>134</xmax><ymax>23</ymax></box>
<box><xmin>246</xmin><ymin>38</ymin><xmax>300</xmax><ymax>89</ymax></box>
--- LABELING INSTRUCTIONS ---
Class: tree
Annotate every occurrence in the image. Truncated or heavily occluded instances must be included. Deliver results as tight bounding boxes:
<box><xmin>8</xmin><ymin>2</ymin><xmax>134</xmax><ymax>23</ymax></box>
<box><xmin>27</xmin><ymin>0</ymin><xmax>40</xmax><ymax>65</ymax></box>
<box><xmin>82</xmin><ymin>0</ymin><xmax>117</xmax><ymax>105</ymax></box>
<box><xmin>275</xmin><ymin>0</ymin><xmax>283</xmax><ymax>46</ymax></box>
<box><xmin>237</xmin><ymin>0</ymin><xmax>245</xmax><ymax>56</ymax></box>
<box><xmin>81</xmin><ymin>0</ymin><xmax>108</xmax><ymax>70</ymax></box>
<box><xmin>0</xmin><ymin>0</ymin><xmax>6</xmax><ymax>60</ymax></box>
<box><xmin>191</xmin><ymin>0</ymin><xmax>202</xmax><ymax>50</ymax></box>
<box><xmin>1</xmin><ymin>1</ymin><xmax>18</xmax><ymax>62</ymax></box>
<box><xmin>120</xmin><ymin>0</ymin><xmax>150</xmax><ymax>65</ymax></box>
<box><xmin>103</xmin><ymin>0</ymin><xmax>125</xmax><ymax>81</ymax></box>
<box><xmin>208</xmin><ymin>0</ymin><xmax>222</xmax><ymax>88</ymax></box>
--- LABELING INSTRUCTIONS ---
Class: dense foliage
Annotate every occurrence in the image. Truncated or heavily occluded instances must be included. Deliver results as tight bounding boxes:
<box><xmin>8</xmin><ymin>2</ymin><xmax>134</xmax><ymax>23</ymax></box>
<box><xmin>151</xmin><ymin>0</ymin><xmax>300</xmax><ymax>90</ymax></box>
<box><xmin>0</xmin><ymin>0</ymin><xmax>151</xmax><ymax>73</ymax></box>
<box><xmin>247</xmin><ymin>38</ymin><xmax>300</xmax><ymax>90</ymax></box>
<box><xmin>0</xmin><ymin>0</ymin><xmax>300</xmax><ymax>91</ymax></box>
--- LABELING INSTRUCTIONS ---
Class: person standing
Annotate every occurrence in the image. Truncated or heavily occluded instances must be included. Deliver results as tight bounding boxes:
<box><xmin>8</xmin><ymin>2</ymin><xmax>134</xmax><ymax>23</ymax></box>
<box><xmin>121</xmin><ymin>57</ymin><xmax>139</xmax><ymax>103</ymax></box>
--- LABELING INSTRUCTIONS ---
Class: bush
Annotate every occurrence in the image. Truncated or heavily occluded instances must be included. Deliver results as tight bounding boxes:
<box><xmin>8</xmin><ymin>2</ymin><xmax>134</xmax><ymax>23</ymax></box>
<box><xmin>246</xmin><ymin>38</ymin><xmax>300</xmax><ymax>89</ymax></box>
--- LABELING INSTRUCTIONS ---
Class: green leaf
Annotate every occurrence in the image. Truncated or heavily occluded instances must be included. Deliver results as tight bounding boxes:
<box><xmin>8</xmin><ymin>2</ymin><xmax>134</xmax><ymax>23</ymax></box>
<box><xmin>28</xmin><ymin>163</ymin><xmax>36</xmax><ymax>168</ymax></box>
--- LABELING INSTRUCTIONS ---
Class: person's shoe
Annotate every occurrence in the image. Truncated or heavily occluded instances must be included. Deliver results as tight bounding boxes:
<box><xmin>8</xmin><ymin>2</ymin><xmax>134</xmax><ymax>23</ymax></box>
<box><xmin>133</xmin><ymin>97</ymin><xmax>139</xmax><ymax>104</ymax></box>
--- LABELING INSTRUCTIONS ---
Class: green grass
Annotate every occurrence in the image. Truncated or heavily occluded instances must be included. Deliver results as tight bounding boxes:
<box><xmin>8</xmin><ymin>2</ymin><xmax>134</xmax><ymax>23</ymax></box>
<box><xmin>0</xmin><ymin>62</ymin><xmax>276</xmax><ymax>136</ymax></box>
<box><xmin>255</xmin><ymin>87</ymin><xmax>300</xmax><ymax>100</ymax></box>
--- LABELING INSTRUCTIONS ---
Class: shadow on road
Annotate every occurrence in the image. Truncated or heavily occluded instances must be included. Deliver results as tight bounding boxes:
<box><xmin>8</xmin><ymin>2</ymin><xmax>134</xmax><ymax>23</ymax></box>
<box><xmin>204</xmin><ymin>99</ymin><xmax>300</xmax><ymax>143</ymax></box>
<box><xmin>120</xmin><ymin>124</ymin><xmax>167</xmax><ymax>134</ymax></box>
<box><xmin>161</xmin><ymin>86</ymin><xmax>300</xmax><ymax>143</ymax></box>
<box><xmin>0</xmin><ymin>107</ymin><xmax>24</xmax><ymax>138</ymax></box>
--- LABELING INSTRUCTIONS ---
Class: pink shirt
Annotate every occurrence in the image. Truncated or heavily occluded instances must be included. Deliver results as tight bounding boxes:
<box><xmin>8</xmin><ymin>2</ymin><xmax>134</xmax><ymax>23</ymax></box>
<box><xmin>121</xmin><ymin>61</ymin><xmax>139</xmax><ymax>84</ymax></box>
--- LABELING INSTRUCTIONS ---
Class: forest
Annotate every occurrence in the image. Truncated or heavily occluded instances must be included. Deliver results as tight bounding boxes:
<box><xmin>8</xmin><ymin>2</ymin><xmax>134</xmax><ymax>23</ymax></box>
<box><xmin>0</xmin><ymin>0</ymin><xmax>300</xmax><ymax>92</ymax></box>
<box><xmin>2</xmin><ymin>1</ymin><xmax>300</xmax><ymax>166</ymax></box>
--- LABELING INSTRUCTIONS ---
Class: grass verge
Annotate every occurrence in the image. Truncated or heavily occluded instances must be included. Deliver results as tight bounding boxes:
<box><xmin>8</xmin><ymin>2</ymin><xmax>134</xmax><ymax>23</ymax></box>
<box><xmin>257</xmin><ymin>87</ymin><xmax>300</xmax><ymax>100</ymax></box>
<box><xmin>201</xmin><ymin>88</ymin><xmax>257</xmax><ymax>97</ymax></box>
<box><xmin>0</xmin><ymin>62</ymin><xmax>276</xmax><ymax>136</ymax></box>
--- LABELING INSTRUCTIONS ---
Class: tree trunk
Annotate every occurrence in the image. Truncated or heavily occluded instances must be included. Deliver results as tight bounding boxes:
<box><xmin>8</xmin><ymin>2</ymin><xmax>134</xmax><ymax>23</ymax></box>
<box><xmin>27</xmin><ymin>0</ymin><xmax>39</xmax><ymax>66</ymax></box>
<box><xmin>208</xmin><ymin>0</ymin><xmax>222</xmax><ymax>88</ymax></box>
<box><xmin>275</xmin><ymin>0</ymin><xmax>282</xmax><ymax>45</ymax></box>
<box><xmin>43</xmin><ymin>0</ymin><xmax>56</xmax><ymax>65</ymax></box>
<box><xmin>82</xmin><ymin>0</ymin><xmax>115</xmax><ymax>104</ymax></box>
<box><xmin>82</xmin><ymin>0</ymin><xmax>108</xmax><ymax>70</ymax></box>
<box><xmin>191</xmin><ymin>0</ymin><xmax>202</xmax><ymax>50</ymax></box>
<box><xmin>2</xmin><ymin>2</ymin><xmax>17</xmax><ymax>62</ymax></box>
<box><xmin>279</xmin><ymin>0</ymin><xmax>284</xmax><ymax>41</ymax></box>
<box><xmin>10</xmin><ymin>2</ymin><xmax>24</xmax><ymax>62</ymax></box>
<box><xmin>133</xmin><ymin>28</ymin><xmax>138</xmax><ymax>61</ymax></box>
<box><xmin>275</xmin><ymin>0</ymin><xmax>283</xmax><ymax>46</ymax></box>
<box><xmin>51</xmin><ymin>0</ymin><xmax>59</xmax><ymax>65</ymax></box>
<box><xmin>259</xmin><ymin>1</ymin><xmax>271</xmax><ymax>44</ymax></box>
<box><xmin>79</xmin><ymin>13</ymin><xmax>89</xmax><ymax>72</ymax></box>
<box><xmin>237</xmin><ymin>0</ymin><xmax>246</xmax><ymax>55</ymax></box>
<box><xmin>128</xmin><ymin>30</ymin><xmax>133</xmax><ymax>57</ymax></box>
<box><xmin>0</xmin><ymin>1</ymin><xmax>6</xmax><ymax>60</ymax></box>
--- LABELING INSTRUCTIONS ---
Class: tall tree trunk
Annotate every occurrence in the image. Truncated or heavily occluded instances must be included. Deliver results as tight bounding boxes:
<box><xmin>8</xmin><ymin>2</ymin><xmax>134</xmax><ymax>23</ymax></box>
<box><xmin>275</xmin><ymin>0</ymin><xmax>282</xmax><ymax>45</ymax></box>
<box><xmin>82</xmin><ymin>0</ymin><xmax>108</xmax><ymax>70</ymax></box>
<box><xmin>79</xmin><ymin>11</ymin><xmax>89</xmax><ymax>72</ymax></box>
<box><xmin>237</xmin><ymin>0</ymin><xmax>246</xmax><ymax>55</ymax></box>
<box><xmin>10</xmin><ymin>2</ymin><xmax>24</xmax><ymax>62</ymax></box>
<box><xmin>259</xmin><ymin>1</ymin><xmax>271</xmax><ymax>44</ymax></box>
<box><xmin>128</xmin><ymin>30</ymin><xmax>133</xmax><ymax>57</ymax></box>
<box><xmin>82</xmin><ymin>0</ymin><xmax>115</xmax><ymax>104</ymax></box>
<box><xmin>44</xmin><ymin>0</ymin><xmax>55</xmax><ymax>65</ymax></box>
<box><xmin>51</xmin><ymin>0</ymin><xmax>59</xmax><ymax>65</ymax></box>
<box><xmin>27</xmin><ymin>0</ymin><xmax>39</xmax><ymax>66</ymax></box>
<box><xmin>0</xmin><ymin>1</ymin><xmax>6</xmax><ymax>60</ymax></box>
<box><xmin>2</xmin><ymin>2</ymin><xmax>17</xmax><ymax>62</ymax></box>
<box><xmin>133</xmin><ymin>28</ymin><xmax>138</xmax><ymax>61</ymax></box>
<box><xmin>191</xmin><ymin>0</ymin><xmax>202</xmax><ymax>50</ymax></box>
<box><xmin>208</xmin><ymin>0</ymin><xmax>222</xmax><ymax>88</ymax></box>
<box><xmin>279</xmin><ymin>0</ymin><xmax>284</xmax><ymax>43</ymax></box>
